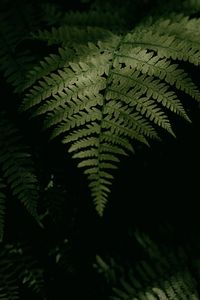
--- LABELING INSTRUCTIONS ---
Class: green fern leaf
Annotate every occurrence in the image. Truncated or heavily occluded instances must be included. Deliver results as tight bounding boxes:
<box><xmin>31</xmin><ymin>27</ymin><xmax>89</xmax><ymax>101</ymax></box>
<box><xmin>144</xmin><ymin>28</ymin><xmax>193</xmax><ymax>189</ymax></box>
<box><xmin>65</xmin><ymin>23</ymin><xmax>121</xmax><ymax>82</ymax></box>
<box><xmin>114</xmin><ymin>46</ymin><xmax>200</xmax><ymax>102</ymax></box>
<box><xmin>0</xmin><ymin>112</ymin><xmax>40</xmax><ymax>222</ymax></box>
<box><xmin>41</xmin><ymin>3</ymin><xmax>125</xmax><ymax>31</ymax></box>
<box><xmin>96</xmin><ymin>232</ymin><xmax>199</xmax><ymax>300</ymax></box>
<box><xmin>33</xmin><ymin>25</ymin><xmax>115</xmax><ymax>47</ymax></box>
<box><xmin>20</xmin><ymin>14</ymin><xmax>199</xmax><ymax>215</ymax></box>
<box><xmin>0</xmin><ymin>2</ymin><xmax>41</xmax><ymax>91</ymax></box>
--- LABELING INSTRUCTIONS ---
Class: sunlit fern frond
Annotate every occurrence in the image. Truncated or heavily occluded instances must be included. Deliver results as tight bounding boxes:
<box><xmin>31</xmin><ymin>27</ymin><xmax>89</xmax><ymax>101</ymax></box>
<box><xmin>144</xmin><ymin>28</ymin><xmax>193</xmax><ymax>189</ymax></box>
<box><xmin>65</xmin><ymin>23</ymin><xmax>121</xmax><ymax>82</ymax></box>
<box><xmin>20</xmin><ymin>14</ymin><xmax>200</xmax><ymax>215</ymax></box>
<box><xmin>0</xmin><ymin>1</ymin><xmax>43</xmax><ymax>91</ymax></box>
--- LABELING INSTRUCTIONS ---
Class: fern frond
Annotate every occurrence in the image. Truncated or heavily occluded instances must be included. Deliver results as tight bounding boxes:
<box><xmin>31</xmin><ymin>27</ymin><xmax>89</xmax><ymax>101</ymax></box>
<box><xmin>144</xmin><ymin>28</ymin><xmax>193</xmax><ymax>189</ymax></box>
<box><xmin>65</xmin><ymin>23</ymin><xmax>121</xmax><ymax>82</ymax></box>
<box><xmin>0</xmin><ymin>243</ymin><xmax>44</xmax><ymax>299</ymax></box>
<box><xmin>41</xmin><ymin>3</ymin><xmax>125</xmax><ymax>31</ymax></box>
<box><xmin>96</xmin><ymin>232</ymin><xmax>199</xmax><ymax>300</ymax></box>
<box><xmin>20</xmin><ymin>14</ymin><xmax>199</xmax><ymax>215</ymax></box>
<box><xmin>114</xmin><ymin>46</ymin><xmax>200</xmax><ymax>102</ymax></box>
<box><xmin>0</xmin><ymin>276</ymin><xmax>19</xmax><ymax>300</ymax></box>
<box><xmin>0</xmin><ymin>112</ymin><xmax>40</xmax><ymax>222</ymax></box>
<box><xmin>157</xmin><ymin>0</ymin><xmax>200</xmax><ymax>15</ymax></box>
<box><xmin>109</xmin><ymin>67</ymin><xmax>189</xmax><ymax>129</ymax></box>
<box><xmin>148</xmin><ymin>14</ymin><xmax>200</xmax><ymax>56</ymax></box>
<box><xmin>20</xmin><ymin>40</ymin><xmax>115</xmax><ymax>112</ymax></box>
<box><xmin>22</xmin><ymin>47</ymin><xmax>76</xmax><ymax>91</ymax></box>
<box><xmin>112</xmin><ymin>260</ymin><xmax>199</xmax><ymax>300</ymax></box>
<box><xmin>123</xmin><ymin>29</ymin><xmax>200</xmax><ymax>65</ymax></box>
<box><xmin>17</xmin><ymin>247</ymin><xmax>44</xmax><ymax>295</ymax></box>
<box><xmin>0</xmin><ymin>2</ymin><xmax>41</xmax><ymax>91</ymax></box>
<box><xmin>34</xmin><ymin>25</ymin><xmax>115</xmax><ymax>47</ymax></box>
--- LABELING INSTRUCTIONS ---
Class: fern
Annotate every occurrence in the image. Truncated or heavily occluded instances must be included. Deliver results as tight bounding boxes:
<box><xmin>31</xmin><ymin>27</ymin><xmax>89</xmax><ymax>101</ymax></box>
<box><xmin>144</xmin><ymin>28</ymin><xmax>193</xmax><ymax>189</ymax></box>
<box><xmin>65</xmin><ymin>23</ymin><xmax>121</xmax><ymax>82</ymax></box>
<box><xmin>42</xmin><ymin>174</ymin><xmax>69</xmax><ymax>225</ymax></box>
<box><xmin>34</xmin><ymin>25</ymin><xmax>116</xmax><ymax>47</ymax></box>
<box><xmin>0</xmin><ymin>243</ymin><xmax>44</xmax><ymax>299</ymax></box>
<box><xmin>1</xmin><ymin>1</ymin><xmax>200</xmax><ymax>299</ymax></box>
<box><xmin>156</xmin><ymin>0</ymin><xmax>200</xmax><ymax>15</ymax></box>
<box><xmin>19</xmin><ymin>13</ymin><xmax>200</xmax><ymax>215</ymax></box>
<box><xmin>0</xmin><ymin>1</ymin><xmax>43</xmax><ymax>91</ymax></box>
<box><xmin>95</xmin><ymin>232</ymin><xmax>199</xmax><ymax>300</ymax></box>
<box><xmin>41</xmin><ymin>3</ymin><xmax>126</xmax><ymax>31</ymax></box>
<box><xmin>0</xmin><ymin>112</ymin><xmax>40</xmax><ymax>230</ymax></box>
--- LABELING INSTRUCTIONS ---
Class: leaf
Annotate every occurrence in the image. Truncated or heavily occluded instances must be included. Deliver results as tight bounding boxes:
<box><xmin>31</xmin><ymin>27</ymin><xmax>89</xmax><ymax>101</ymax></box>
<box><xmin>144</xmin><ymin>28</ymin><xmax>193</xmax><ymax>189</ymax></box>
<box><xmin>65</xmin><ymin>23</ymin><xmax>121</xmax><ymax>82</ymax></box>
<box><xmin>18</xmin><ymin>11</ymin><xmax>200</xmax><ymax>215</ymax></box>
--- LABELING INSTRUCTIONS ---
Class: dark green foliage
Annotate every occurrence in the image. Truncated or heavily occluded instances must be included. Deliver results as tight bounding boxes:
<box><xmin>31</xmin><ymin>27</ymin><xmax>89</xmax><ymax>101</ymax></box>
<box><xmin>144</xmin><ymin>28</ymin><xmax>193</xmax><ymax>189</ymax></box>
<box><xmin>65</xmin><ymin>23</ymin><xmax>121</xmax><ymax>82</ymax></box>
<box><xmin>0</xmin><ymin>178</ymin><xmax>6</xmax><ymax>241</ymax></box>
<box><xmin>0</xmin><ymin>112</ymin><xmax>41</xmax><ymax>238</ymax></box>
<box><xmin>96</xmin><ymin>231</ymin><xmax>200</xmax><ymax>300</ymax></box>
<box><xmin>0</xmin><ymin>0</ymin><xmax>200</xmax><ymax>299</ymax></box>
<box><xmin>0</xmin><ymin>243</ymin><xmax>44</xmax><ymax>300</ymax></box>
<box><xmin>41</xmin><ymin>3</ymin><xmax>126</xmax><ymax>31</ymax></box>
<box><xmin>20</xmin><ymin>12</ymin><xmax>200</xmax><ymax>215</ymax></box>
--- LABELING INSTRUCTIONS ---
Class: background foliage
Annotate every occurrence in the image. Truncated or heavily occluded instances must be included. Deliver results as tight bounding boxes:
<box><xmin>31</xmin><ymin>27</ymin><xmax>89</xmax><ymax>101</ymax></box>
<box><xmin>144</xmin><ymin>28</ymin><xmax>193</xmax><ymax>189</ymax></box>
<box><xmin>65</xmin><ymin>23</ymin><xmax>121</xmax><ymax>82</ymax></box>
<box><xmin>1</xmin><ymin>0</ymin><xmax>200</xmax><ymax>299</ymax></box>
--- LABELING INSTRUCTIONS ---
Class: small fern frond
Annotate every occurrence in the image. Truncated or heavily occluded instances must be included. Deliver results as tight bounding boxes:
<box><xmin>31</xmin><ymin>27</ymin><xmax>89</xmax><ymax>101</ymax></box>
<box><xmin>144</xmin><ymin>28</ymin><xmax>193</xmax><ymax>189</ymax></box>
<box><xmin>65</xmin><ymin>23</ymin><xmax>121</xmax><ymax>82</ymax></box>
<box><xmin>0</xmin><ymin>178</ymin><xmax>6</xmax><ymax>242</ymax></box>
<box><xmin>0</xmin><ymin>243</ymin><xmax>44</xmax><ymax>299</ymax></box>
<box><xmin>0</xmin><ymin>2</ymin><xmax>41</xmax><ymax>91</ymax></box>
<box><xmin>96</xmin><ymin>232</ymin><xmax>199</xmax><ymax>300</ymax></box>
<box><xmin>183</xmin><ymin>0</ymin><xmax>200</xmax><ymax>12</ymax></box>
<box><xmin>0</xmin><ymin>112</ymin><xmax>40</xmax><ymax>222</ymax></box>
<box><xmin>41</xmin><ymin>3</ymin><xmax>125</xmax><ymax>31</ymax></box>
<box><xmin>156</xmin><ymin>1</ymin><xmax>200</xmax><ymax>17</ymax></box>
<box><xmin>124</xmin><ymin>23</ymin><xmax>200</xmax><ymax>66</ymax></box>
<box><xmin>20</xmin><ymin>14</ymin><xmax>199</xmax><ymax>215</ymax></box>
<box><xmin>109</xmin><ymin>67</ymin><xmax>189</xmax><ymax>130</ymax></box>
<box><xmin>33</xmin><ymin>25</ymin><xmax>115</xmax><ymax>47</ymax></box>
